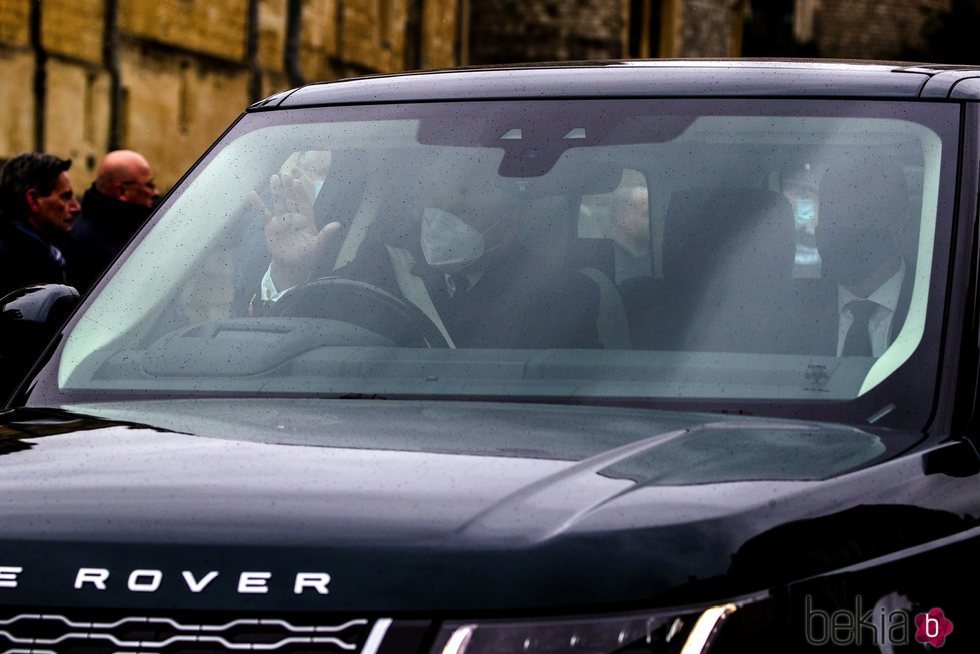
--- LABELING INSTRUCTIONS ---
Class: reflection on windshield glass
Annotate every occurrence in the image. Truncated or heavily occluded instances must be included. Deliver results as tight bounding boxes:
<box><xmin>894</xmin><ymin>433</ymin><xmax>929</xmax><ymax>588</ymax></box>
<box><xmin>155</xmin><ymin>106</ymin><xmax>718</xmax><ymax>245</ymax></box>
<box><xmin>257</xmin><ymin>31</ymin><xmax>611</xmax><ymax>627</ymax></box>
<box><xmin>58</xmin><ymin>100</ymin><xmax>951</xmax><ymax>410</ymax></box>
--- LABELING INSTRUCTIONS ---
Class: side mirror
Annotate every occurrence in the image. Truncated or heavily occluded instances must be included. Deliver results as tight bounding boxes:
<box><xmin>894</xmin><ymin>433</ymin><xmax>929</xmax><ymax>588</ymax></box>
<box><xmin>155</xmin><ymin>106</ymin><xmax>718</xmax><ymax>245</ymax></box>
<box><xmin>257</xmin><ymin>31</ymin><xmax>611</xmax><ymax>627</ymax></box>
<box><xmin>0</xmin><ymin>284</ymin><xmax>80</xmax><ymax>400</ymax></box>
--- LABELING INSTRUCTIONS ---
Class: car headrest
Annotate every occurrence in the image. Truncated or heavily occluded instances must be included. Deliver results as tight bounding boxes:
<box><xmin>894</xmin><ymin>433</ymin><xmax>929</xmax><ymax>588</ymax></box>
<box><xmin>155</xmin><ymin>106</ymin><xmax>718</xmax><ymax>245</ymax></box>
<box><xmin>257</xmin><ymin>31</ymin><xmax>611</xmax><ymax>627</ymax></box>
<box><xmin>663</xmin><ymin>188</ymin><xmax>796</xmax><ymax>286</ymax></box>
<box><xmin>819</xmin><ymin>158</ymin><xmax>909</xmax><ymax>233</ymax></box>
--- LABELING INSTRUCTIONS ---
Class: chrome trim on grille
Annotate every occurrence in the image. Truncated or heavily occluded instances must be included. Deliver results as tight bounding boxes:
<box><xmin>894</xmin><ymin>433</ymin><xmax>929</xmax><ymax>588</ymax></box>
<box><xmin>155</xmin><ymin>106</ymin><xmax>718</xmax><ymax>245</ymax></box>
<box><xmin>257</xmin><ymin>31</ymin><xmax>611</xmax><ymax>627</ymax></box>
<box><xmin>0</xmin><ymin>614</ymin><xmax>372</xmax><ymax>653</ymax></box>
<box><xmin>0</xmin><ymin>632</ymin><xmax>359</xmax><ymax>650</ymax></box>
<box><xmin>0</xmin><ymin>614</ymin><xmax>367</xmax><ymax>633</ymax></box>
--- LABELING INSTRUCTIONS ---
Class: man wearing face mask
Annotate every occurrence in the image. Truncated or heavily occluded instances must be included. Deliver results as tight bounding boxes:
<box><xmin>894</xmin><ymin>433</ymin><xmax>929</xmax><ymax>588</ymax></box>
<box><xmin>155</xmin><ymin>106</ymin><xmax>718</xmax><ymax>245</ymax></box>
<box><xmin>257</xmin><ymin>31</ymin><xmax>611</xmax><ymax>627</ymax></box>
<box><xmin>810</xmin><ymin>158</ymin><xmax>914</xmax><ymax>358</ymax></box>
<box><xmin>250</xmin><ymin>171</ymin><xmax>601</xmax><ymax>349</ymax></box>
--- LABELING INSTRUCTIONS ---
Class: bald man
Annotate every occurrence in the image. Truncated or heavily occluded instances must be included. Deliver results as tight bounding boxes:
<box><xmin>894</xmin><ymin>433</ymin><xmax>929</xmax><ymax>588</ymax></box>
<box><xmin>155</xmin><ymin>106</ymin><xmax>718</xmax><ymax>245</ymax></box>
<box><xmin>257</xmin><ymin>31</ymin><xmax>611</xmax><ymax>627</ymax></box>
<box><xmin>66</xmin><ymin>150</ymin><xmax>159</xmax><ymax>293</ymax></box>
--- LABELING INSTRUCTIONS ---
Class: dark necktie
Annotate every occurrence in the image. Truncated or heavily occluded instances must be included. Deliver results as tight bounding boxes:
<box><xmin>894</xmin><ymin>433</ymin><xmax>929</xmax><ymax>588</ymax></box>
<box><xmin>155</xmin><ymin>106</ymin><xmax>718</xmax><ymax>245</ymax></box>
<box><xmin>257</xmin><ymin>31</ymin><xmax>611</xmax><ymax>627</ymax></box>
<box><xmin>442</xmin><ymin>274</ymin><xmax>470</xmax><ymax>317</ymax></box>
<box><xmin>445</xmin><ymin>274</ymin><xmax>460</xmax><ymax>299</ymax></box>
<box><xmin>842</xmin><ymin>299</ymin><xmax>878</xmax><ymax>357</ymax></box>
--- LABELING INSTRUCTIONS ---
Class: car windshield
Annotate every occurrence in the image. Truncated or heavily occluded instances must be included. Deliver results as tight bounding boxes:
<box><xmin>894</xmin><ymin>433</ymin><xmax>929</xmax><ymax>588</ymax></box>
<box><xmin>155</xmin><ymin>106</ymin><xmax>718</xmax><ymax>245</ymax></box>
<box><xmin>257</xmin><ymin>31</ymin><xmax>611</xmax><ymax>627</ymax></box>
<box><xmin>43</xmin><ymin>98</ymin><xmax>958</xmax><ymax>426</ymax></box>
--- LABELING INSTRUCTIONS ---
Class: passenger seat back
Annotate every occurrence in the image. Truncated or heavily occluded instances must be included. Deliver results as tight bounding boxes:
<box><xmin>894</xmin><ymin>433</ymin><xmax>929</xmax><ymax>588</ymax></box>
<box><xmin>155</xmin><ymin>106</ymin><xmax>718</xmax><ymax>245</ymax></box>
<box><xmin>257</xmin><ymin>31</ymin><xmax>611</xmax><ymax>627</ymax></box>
<box><xmin>642</xmin><ymin>188</ymin><xmax>798</xmax><ymax>352</ymax></box>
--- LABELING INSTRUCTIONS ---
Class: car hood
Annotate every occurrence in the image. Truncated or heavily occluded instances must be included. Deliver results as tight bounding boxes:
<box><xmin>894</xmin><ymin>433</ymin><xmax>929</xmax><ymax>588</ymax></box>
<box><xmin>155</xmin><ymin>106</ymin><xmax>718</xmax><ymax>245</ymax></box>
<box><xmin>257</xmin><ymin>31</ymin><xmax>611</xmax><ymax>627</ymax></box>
<box><xmin>0</xmin><ymin>399</ymin><xmax>963</xmax><ymax>611</ymax></box>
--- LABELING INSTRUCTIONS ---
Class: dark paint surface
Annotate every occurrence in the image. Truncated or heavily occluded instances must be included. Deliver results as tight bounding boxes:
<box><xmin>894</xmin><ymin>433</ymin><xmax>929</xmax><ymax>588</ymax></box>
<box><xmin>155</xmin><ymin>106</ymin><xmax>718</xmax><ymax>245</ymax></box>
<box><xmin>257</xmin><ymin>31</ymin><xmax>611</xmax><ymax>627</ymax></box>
<box><xmin>275</xmin><ymin>62</ymin><xmax>934</xmax><ymax>108</ymax></box>
<box><xmin>258</xmin><ymin>60</ymin><xmax>980</xmax><ymax>109</ymax></box>
<box><xmin>0</xmin><ymin>400</ymin><xmax>972</xmax><ymax>612</ymax></box>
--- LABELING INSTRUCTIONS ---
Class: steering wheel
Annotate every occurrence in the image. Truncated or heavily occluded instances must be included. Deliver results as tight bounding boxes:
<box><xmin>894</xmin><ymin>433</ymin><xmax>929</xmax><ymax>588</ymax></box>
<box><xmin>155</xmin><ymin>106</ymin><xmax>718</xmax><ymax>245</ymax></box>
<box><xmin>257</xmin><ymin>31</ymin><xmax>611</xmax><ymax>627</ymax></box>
<box><xmin>271</xmin><ymin>277</ymin><xmax>450</xmax><ymax>348</ymax></box>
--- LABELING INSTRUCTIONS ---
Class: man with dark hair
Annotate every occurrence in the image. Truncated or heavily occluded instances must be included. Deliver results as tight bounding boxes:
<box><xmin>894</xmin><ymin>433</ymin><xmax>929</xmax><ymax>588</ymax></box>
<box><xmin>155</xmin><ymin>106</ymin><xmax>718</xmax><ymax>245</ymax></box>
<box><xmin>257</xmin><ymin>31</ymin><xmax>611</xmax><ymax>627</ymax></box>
<box><xmin>0</xmin><ymin>152</ymin><xmax>80</xmax><ymax>298</ymax></box>
<box><xmin>66</xmin><ymin>150</ymin><xmax>159</xmax><ymax>293</ymax></box>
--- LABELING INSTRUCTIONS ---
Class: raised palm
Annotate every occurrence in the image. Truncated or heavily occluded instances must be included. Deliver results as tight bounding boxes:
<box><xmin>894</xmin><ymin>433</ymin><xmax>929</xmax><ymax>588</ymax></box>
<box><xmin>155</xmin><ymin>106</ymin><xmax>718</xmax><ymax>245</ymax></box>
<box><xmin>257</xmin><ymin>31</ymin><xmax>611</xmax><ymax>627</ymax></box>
<box><xmin>249</xmin><ymin>172</ymin><xmax>340</xmax><ymax>290</ymax></box>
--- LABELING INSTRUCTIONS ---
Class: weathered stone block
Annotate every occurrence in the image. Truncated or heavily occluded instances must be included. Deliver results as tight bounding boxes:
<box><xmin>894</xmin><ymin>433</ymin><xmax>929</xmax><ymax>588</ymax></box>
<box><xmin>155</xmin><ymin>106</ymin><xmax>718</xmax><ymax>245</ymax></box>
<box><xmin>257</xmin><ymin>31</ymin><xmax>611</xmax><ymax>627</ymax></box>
<box><xmin>0</xmin><ymin>49</ymin><xmax>34</xmax><ymax>155</ymax></box>
<box><xmin>259</xmin><ymin>0</ymin><xmax>286</xmax><ymax>73</ymax></box>
<box><xmin>0</xmin><ymin>0</ymin><xmax>29</xmax><ymax>48</ymax></box>
<box><xmin>43</xmin><ymin>59</ymin><xmax>110</xmax><ymax>182</ymax></box>
<box><xmin>43</xmin><ymin>0</ymin><xmax>103</xmax><ymax>64</ymax></box>
<box><xmin>119</xmin><ymin>0</ymin><xmax>249</xmax><ymax>63</ymax></box>
<box><xmin>119</xmin><ymin>45</ymin><xmax>249</xmax><ymax>189</ymax></box>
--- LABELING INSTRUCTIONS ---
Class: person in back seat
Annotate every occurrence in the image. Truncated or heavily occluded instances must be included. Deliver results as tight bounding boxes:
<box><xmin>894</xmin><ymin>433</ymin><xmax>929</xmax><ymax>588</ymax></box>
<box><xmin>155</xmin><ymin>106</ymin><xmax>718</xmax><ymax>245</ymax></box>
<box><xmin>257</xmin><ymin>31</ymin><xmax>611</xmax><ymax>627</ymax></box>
<box><xmin>608</xmin><ymin>180</ymin><xmax>653</xmax><ymax>284</ymax></box>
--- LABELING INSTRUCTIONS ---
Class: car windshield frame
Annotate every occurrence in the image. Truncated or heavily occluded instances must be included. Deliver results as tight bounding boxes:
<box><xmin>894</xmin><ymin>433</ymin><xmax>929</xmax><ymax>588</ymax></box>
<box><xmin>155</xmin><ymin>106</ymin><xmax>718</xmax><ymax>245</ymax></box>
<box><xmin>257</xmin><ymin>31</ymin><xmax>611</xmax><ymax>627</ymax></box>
<box><xmin>22</xmin><ymin>97</ymin><xmax>961</xmax><ymax>431</ymax></box>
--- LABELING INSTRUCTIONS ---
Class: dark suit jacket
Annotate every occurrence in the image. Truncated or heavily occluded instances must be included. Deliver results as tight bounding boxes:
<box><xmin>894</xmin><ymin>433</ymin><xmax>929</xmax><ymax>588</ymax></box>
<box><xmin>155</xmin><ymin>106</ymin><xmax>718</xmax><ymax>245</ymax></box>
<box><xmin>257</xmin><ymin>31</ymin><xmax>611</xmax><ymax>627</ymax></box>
<box><xmin>0</xmin><ymin>220</ymin><xmax>67</xmax><ymax>299</ymax></box>
<box><xmin>792</xmin><ymin>269</ymin><xmax>914</xmax><ymax>357</ymax></box>
<box><xmin>623</xmin><ymin>267</ymin><xmax>912</xmax><ymax>357</ymax></box>
<box><xmin>338</xmin><ymin>239</ymin><xmax>602</xmax><ymax>349</ymax></box>
<box><xmin>64</xmin><ymin>186</ymin><xmax>150</xmax><ymax>294</ymax></box>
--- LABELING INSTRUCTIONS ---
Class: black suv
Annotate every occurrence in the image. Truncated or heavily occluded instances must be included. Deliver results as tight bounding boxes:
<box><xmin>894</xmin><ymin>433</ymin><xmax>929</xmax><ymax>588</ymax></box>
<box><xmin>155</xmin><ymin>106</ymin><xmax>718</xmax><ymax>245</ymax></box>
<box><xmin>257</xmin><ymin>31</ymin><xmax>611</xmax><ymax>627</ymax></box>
<box><xmin>1</xmin><ymin>60</ymin><xmax>979</xmax><ymax>652</ymax></box>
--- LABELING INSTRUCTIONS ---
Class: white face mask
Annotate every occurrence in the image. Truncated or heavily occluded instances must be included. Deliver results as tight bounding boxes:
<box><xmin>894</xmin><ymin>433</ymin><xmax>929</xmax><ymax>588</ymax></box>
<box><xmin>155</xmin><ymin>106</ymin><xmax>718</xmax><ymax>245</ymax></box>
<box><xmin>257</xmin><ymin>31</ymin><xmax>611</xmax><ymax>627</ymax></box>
<box><xmin>420</xmin><ymin>208</ymin><xmax>487</xmax><ymax>273</ymax></box>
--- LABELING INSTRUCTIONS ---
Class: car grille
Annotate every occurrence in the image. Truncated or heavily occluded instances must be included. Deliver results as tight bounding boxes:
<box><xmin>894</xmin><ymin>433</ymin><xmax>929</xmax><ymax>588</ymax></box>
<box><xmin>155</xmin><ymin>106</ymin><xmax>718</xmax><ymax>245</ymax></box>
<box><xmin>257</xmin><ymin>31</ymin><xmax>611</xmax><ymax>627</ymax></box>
<box><xmin>0</xmin><ymin>612</ymin><xmax>378</xmax><ymax>654</ymax></box>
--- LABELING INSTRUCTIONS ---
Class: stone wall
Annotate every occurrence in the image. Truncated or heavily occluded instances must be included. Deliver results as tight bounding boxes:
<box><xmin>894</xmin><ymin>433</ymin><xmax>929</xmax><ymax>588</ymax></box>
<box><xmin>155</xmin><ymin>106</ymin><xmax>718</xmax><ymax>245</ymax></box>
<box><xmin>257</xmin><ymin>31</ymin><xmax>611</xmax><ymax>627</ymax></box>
<box><xmin>422</xmin><ymin>0</ymin><xmax>463</xmax><ymax>68</ymax></box>
<box><xmin>0</xmin><ymin>0</ymin><xmax>465</xmax><ymax>191</ymax></box>
<box><xmin>0</xmin><ymin>0</ymin><xmax>957</xmax><ymax>194</ymax></box>
<box><xmin>465</xmin><ymin>0</ymin><xmax>748</xmax><ymax>63</ymax></box>
<box><xmin>468</xmin><ymin>0</ymin><xmax>627</xmax><ymax>64</ymax></box>
<box><xmin>812</xmin><ymin>0</ymin><xmax>951</xmax><ymax>60</ymax></box>
<box><xmin>0</xmin><ymin>0</ymin><xmax>36</xmax><ymax>161</ymax></box>
<box><xmin>672</xmin><ymin>0</ymin><xmax>745</xmax><ymax>57</ymax></box>
<box><xmin>120</xmin><ymin>1</ymin><xmax>249</xmax><ymax>62</ymax></box>
<box><xmin>0</xmin><ymin>48</ymin><xmax>34</xmax><ymax>158</ymax></box>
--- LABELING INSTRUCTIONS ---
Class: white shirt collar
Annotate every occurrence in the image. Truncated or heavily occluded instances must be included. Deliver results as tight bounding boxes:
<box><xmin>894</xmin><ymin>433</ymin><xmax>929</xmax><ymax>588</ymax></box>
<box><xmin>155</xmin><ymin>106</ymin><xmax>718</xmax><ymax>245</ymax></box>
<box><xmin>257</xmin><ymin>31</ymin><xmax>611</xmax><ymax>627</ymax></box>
<box><xmin>838</xmin><ymin>259</ymin><xmax>905</xmax><ymax>314</ymax></box>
